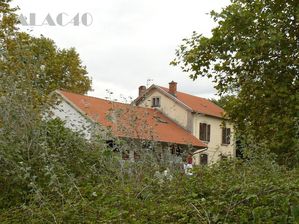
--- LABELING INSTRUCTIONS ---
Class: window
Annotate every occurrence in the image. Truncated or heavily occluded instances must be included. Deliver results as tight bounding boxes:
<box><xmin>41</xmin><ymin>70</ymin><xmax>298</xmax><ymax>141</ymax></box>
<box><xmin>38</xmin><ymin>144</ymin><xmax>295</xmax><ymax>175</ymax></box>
<box><xmin>170</xmin><ymin>145</ymin><xmax>182</xmax><ymax>156</ymax></box>
<box><xmin>199</xmin><ymin>123</ymin><xmax>211</xmax><ymax>142</ymax></box>
<box><xmin>152</xmin><ymin>97</ymin><xmax>160</xmax><ymax>107</ymax></box>
<box><xmin>200</xmin><ymin>154</ymin><xmax>208</xmax><ymax>165</ymax></box>
<box><xmin>222</xmin><ymin>128</ymin><xmax>231</xmax><ymax>145</ymax></box>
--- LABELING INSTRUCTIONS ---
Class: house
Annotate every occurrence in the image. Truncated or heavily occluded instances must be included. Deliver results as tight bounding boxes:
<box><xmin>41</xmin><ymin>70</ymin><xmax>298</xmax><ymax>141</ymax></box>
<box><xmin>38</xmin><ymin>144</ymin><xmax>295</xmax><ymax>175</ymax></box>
<box><xmin>50</xmin><ymin>81</ymin><xmax>235</xmax><ymax>165</ymax></box>
<box><xmin>50</xmin><ymin>90</ymin><xmax>207</xmax><ymax>162</ymax></box>
<box><xmin>133</xmin><ymin>81</ymin><xmax>235</xmax><ymax>165</ymax></box>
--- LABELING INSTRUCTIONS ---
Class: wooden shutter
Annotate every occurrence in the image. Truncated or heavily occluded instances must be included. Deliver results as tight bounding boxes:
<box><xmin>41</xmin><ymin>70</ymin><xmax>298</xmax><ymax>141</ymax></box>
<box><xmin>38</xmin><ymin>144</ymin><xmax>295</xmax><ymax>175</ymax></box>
<box><xmin>203</xmin><ymin>123</ymin><xmax>207</xmax><ymax>141</ymax></box>
<box><xmin>200</xmin><ymin>123</ymin><xmax>204</xmax><ymax>140</ymax></box>
<box><xmin>207</xmin><ymin>125</ymin><xmax>211</xmax><ymax>142</ymax></box>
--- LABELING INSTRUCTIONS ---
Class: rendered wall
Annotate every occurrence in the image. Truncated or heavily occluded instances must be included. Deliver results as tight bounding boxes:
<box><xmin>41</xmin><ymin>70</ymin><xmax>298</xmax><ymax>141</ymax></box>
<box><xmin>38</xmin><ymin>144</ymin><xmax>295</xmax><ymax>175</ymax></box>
<box><xmin>50</xmin><ymin>99</ymin><xmax>93</xmax><ymax>140</ymax></box>
<box><xmin>137</xmin><ymin>89</ymin><xmax>193</xmax><ymax>132</ymax></box>
<box><xmin>192</xmin><ymin>114</ymin><xmax>235</xmax><ymax>165</ymax></box>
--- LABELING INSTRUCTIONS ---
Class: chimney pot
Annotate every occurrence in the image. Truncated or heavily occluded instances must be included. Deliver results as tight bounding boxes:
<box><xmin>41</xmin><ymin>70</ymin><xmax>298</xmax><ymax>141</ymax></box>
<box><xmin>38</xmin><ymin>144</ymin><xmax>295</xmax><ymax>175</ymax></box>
<box><xmin>138</xmin><ymin>85</ymin><xmax>146</xmax><ymax>97</ymax></box>
<box><xmin>169</xmin><ymin>81</ymin><xmax>177</xmax><ymax>96</ymax></box>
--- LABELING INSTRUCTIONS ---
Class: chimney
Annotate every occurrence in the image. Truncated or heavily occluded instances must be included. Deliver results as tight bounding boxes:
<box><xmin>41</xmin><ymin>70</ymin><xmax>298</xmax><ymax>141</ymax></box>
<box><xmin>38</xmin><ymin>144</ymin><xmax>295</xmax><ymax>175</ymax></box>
<box><xmin>138</xmin><ymin>85</ymin><xmax>146</xmax><ymax>97</ymax></box>
<box><xmin>169</xmin><ymin>81</ymin><xmax>177</xmax><ymax>96</ymax></box>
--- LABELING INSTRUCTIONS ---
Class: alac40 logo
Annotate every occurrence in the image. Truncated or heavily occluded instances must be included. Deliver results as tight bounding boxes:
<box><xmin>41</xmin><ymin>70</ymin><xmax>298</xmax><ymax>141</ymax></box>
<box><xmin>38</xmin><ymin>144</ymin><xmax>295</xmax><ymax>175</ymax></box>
<box><xmin>19</xmin><ymin>13</ymin><xmax>93</xmax><ymax>26</ymax></box>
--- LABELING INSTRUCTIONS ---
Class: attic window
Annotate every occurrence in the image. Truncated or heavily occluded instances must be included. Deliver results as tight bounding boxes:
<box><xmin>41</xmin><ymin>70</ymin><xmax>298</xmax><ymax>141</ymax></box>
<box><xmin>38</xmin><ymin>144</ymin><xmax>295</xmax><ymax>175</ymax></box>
<box><xmin>152</xmin><ymin>97</ymin><xmax>160</xmax><ymax>107</ymax></box>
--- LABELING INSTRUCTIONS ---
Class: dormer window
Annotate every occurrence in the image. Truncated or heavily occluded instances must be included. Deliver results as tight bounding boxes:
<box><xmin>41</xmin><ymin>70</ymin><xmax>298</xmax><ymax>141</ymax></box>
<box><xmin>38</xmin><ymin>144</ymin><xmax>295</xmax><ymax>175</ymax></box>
<box><xmin>152</xmin><ymin>97</ymin><xmax>160</xmax><ymax>107</ymax></box>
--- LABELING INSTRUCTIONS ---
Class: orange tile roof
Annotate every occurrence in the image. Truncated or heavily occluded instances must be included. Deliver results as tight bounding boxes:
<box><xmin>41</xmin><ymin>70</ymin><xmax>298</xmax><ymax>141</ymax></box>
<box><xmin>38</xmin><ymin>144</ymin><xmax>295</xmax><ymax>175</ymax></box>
<box><xmin>159</xmin><ymin>86</ymin><xmax>225</xmax><ymax>118</ymax></box>
<box><xmin>58</xmin><ymin>90</ymin><xmax>206</xmax><ymax>148</ymax></box>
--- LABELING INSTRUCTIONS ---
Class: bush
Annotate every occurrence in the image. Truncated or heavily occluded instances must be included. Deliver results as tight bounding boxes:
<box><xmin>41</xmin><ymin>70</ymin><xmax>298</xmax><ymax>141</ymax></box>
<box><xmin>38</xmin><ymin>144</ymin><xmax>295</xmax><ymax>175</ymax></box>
<box><xmin>0</xmin><ymin>116</ymin><xmax>298</xmax><ymax>223</ymax></box>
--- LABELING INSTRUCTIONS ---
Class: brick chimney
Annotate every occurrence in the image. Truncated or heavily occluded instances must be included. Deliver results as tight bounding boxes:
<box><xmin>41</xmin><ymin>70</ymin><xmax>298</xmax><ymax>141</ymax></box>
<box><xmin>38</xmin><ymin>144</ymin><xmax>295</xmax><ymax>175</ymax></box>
<box><xmin>138</xmin><ymin>85</ymin><xmax>146</xmax><ymax>97</ymax></box>
<box><xmin>169</xmin><ymin>81</ymin><xmax>177</xmax><ymax>96</ymax></box>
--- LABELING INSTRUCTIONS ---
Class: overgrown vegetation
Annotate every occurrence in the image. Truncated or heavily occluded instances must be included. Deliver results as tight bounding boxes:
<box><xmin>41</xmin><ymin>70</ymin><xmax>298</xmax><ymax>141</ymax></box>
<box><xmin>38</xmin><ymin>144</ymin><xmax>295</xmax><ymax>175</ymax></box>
<box><xmin>0</xmin><ymin>0</ymin><xmax>298</xmax><ymax>223</ymax></box>
<box><xmin>0</xmin><ymin>91</ymin><xmax>298</xmax><ymax>223</ymax></box>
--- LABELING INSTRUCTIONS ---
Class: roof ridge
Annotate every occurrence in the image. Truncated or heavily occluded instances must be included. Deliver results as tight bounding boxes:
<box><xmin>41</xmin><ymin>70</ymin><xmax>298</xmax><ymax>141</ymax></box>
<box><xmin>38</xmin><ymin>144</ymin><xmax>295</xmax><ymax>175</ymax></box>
<box><xmin>158</xmin><ymin>86</ymin><xmax>224</xmax><ymax>110</ymax></box>
<box><xmin>58</xmin><ymin>89</ymin><xmax>158</xmax><ymax>112</ymax></box>
<box><xmin>159</xmin><ymin>85</ymin><xmax>210</xmax><ymax>101</ymax></box>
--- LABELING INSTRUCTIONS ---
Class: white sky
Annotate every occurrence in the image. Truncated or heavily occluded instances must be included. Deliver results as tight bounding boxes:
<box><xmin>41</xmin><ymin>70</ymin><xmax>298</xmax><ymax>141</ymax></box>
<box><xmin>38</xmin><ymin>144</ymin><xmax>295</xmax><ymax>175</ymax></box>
<box><xmin>13</xmin><ymin>0</ymin><xmax>230</xmax><ymax>101</ymax></box>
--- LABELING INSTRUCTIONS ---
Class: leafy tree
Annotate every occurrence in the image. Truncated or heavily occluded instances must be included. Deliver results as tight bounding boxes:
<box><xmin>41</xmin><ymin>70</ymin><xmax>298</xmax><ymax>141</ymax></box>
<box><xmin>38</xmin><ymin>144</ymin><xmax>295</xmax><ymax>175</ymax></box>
<box><xmin>0</xmin><ymin>0</ymin><xmax>18</xmax><ymax>39</ymax></box>
<box><xmin>0</xmin><ymin>1</ymin><xmax>92</xmax><ymax>104</ymax></box>
<box><xmin>3</xmin><ymin>33</ymin><xmax>92</xmax><ymax>98</ymax></box>
<box><xmin>173</xmin><ymin>0</ymin><xmax>299</xmax><ymax>166</ymax></box>
<box><xmin>210</xmin><ymin>95</ymin><xmax>237</xmax><ymax>109</ymax></box>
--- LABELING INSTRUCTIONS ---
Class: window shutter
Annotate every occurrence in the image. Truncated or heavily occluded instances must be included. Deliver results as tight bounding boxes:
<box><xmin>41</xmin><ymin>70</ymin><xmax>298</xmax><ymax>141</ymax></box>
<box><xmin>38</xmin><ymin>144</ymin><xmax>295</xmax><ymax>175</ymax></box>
<box><xmin>200</xmin><ymin>123</ymin><xmax>204</xmax><ymax>140</ymax></box>
<box><xmin>203</xmin><ymin>123</ymin><xmax>207</xmax><ymax>141</ymax></box>
<box><xmin>207</xmin><ymin>125</ymin><xmax>211</xmax><ymax>142</ymax></box>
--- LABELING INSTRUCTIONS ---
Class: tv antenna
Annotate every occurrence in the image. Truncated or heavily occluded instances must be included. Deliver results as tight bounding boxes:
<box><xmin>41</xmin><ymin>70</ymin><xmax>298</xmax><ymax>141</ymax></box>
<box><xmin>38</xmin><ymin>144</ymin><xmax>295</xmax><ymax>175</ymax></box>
<box><xmin>146</xmin><ymin>79</ymin><xmax>154</xmax><ymax>87</ymax></box>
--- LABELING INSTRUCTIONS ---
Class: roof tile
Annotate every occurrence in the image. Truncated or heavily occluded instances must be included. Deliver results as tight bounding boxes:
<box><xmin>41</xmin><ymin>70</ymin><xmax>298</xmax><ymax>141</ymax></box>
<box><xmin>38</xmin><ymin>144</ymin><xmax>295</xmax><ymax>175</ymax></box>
<box><xmin>159</xmin><ymin>86</ymin><xmax>224</xmax><ymax>118</ymax></box>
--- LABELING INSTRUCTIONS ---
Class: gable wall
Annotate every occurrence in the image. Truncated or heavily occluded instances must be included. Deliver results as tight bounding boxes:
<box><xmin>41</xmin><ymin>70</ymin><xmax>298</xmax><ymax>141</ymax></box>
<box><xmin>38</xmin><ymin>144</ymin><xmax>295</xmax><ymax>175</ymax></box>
<box><xmin>50</xmin><ymin>99</ymin><xmax>93</xmax><ymax>139</ymax></box>
<box><xmin>137</xmin><ymin>89</ymin><xmax>193</xmax><ymax>132</ymax></box>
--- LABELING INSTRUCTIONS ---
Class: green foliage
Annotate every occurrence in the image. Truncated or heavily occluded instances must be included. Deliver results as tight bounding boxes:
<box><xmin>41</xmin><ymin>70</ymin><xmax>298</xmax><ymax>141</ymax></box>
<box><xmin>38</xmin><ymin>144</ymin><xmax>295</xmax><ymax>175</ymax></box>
<box><xmin>0</xmin><ymin>0</ymin><xmax>18</xmax><ymax>38</ymax></box>
<box><xmin>210</xmin><ymin>95</ymin><xmax>237</xmax><ymax>110</ymax></box>
<box><xmin>0</xmin><ymin>3</ymin><xmax>92</xmax><ymax>105</ymax></box>
<box><xmin>2</xmin><ymin>33</ymin><xmax>92</xmax><ymax>99</ymax></box>
<box><xmin>173</xmin><ymin>0</ymin><xmax>299</xmax><ymax>166</ymax></box>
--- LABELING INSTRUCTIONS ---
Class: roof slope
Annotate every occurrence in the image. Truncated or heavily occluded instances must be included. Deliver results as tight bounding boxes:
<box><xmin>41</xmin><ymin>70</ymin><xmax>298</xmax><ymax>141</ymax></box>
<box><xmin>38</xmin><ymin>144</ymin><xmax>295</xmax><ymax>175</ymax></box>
<box><xmin>57</xmin><ymin>90</ymin><xmax>206</xmax><ymax>148</ymax></box>
<box><xmin>159</xmin><ymin>86</ymin><xmax>224</xmax><ymax>118</ymax></box>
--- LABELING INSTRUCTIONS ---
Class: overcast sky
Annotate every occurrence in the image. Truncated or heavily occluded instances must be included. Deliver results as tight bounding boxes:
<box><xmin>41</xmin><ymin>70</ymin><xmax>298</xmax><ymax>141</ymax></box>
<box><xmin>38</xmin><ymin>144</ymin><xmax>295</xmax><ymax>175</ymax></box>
<box><xmin>13</xmin><ymin>0</ymin><xmax>230</xmax><ymax>101</ymax></box>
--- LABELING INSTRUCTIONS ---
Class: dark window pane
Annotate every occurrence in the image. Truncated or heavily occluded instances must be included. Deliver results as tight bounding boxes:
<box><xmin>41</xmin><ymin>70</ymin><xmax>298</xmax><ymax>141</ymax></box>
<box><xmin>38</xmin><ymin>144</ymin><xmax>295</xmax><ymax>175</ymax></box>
<box><xmin>222</xmin><ymin>128</ymin><xmax>226</xmax><ymax>144</ymax></box>
<box><xmin>200</xmin><ymin>154</ymin><xmax>208</xmax><ymax>165</ymax></box>
<box><xmin>227</xmin><ymin>128</ymin><xmax>231</xmax><ymax>144</ymax></box>
<box><xmin>152</xmin><ymin>97</ymin><xmax>160</xmax><ymax>107</ymax></box>
<box><xmin>222</xmin><ymin>128</ymin><xmax>231</xmax><ymax>144</ymax></box>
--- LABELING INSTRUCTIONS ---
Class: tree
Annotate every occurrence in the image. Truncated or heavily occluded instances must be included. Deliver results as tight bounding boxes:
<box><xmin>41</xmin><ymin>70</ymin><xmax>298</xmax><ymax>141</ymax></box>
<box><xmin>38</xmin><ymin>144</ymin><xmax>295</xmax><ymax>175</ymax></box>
<box><xmin>0</xmin><ymin>0</ymin><xmax>18</xmax><ymax>39</ymax></box>
<box><xmin>1</xmin><ymin>1</ymin><xmax>92</xmax><ymax>104</ymax></box>
<box><xmin>4</xmin><ymin>33</ymin><xmax>92</xmax><ymax>97</ymax></box>
<box><xmin>210</xmin><ymin>95</ymin><xmax>237</xmax><ymax>109</ymax></box>
<box><xmin>173</xmin><ymin>0</ymin><xmax>299</xmax><ymax>165</ymax></box>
